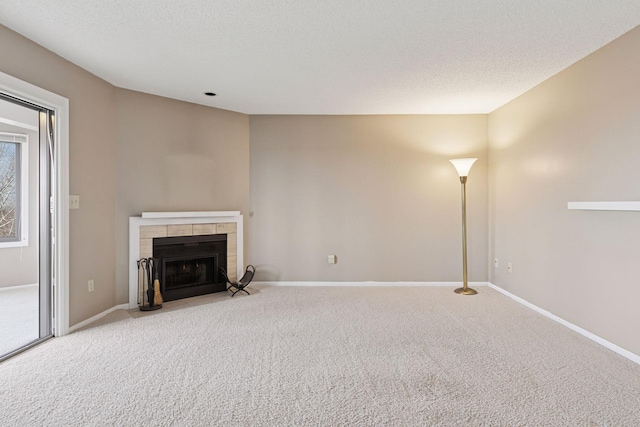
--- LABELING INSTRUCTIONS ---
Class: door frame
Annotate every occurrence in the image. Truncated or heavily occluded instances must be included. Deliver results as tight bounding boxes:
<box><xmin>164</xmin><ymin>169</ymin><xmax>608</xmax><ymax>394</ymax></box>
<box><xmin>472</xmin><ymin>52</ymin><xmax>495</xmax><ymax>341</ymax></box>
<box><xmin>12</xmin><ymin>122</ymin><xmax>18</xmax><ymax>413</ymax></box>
<box><xmin>0</xmin><ymin>70</ymin><xmax>69</xmax><ymax>336</ymax></box>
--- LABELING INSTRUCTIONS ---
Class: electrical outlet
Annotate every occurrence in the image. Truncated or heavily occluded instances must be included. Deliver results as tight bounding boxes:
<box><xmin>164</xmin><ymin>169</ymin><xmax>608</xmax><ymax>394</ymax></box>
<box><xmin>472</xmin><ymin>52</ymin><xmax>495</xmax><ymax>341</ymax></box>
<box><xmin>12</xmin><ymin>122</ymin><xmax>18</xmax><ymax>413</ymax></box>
<box><xmin>507</xmin><ymin>263</ymin><xmax>513</xmax><ymax>273</ymax></box>
<box><xmin>494</xmin><ymin>259</ymin><xmax>499</xmax><ymax>268</ymax></box>
<box><xmin>88</xmin><ymin>279</ymin><xmax>95</xmax><ymax>292</ymax></box>
<box><xmin>69</xmin><ymin>195</ymin><xmax>80</xmax><ymax>210</ymax></box>
<box><xmin>327</xmin><ymin>254</ymin><xmax>337</xmax><ymax>264</ymax></box>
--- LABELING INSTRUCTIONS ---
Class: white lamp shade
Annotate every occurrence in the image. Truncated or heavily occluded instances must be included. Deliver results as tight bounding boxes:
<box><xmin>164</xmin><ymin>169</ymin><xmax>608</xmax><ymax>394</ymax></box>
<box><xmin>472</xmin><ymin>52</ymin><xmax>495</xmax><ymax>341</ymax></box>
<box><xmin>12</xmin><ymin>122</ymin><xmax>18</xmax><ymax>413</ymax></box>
<box><xmin>449</xmin><ymin>158</ymin><xmax>477</xmax><ymax>177</ymax></box>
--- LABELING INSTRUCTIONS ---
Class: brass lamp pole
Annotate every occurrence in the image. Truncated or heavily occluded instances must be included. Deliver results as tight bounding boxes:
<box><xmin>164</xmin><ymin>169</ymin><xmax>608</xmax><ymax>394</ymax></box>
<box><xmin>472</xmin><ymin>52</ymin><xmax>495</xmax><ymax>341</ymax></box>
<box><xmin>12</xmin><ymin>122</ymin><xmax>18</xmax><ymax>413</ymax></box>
<box><xmin>450</xmin><ymin>158</ymin><xmax>478</xmax><ymax>295</ymax></box>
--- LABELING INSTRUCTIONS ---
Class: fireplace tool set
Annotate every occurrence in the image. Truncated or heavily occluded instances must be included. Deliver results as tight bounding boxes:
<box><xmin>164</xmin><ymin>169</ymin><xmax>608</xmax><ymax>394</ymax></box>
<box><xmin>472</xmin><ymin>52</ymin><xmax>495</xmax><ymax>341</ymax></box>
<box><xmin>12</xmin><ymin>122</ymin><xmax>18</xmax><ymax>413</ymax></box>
<box><xmin>137</xmin><ymin>257</ymin><xmax>163</xmax><ymax>311</ymax></box>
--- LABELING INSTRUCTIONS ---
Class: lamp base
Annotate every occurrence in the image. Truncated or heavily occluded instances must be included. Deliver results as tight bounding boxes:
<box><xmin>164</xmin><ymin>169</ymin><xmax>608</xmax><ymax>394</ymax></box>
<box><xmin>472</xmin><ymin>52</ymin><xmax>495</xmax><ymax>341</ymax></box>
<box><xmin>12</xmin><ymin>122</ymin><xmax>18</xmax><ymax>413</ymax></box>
<box><xmin>454</xmin><ymin>287</ymin><xmax>477</xmax><ymax>295</ymax></box>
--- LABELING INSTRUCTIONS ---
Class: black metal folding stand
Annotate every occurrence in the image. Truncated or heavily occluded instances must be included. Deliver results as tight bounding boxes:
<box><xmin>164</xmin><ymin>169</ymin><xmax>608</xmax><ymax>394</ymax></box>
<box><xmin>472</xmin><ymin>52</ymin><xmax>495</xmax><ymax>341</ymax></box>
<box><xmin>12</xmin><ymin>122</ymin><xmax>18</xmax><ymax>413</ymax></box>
<box><xmin>220</xmin><ymin>265</ymin><xmax>255</xmax><ymax>297</ymax></box>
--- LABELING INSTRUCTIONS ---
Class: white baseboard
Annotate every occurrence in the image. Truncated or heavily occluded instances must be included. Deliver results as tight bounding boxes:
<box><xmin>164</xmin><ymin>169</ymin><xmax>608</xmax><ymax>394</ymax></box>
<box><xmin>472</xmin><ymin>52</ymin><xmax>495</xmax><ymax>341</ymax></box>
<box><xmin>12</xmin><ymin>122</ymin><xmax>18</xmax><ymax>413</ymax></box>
<box><xmin>488</xmin><ymin>283</ymin><xmax>640</xmax><ymax>366</ymax></box>
<box><xmin>253</xmin><ymin>281</ymin><xmax>490</xmax><ymax>287</ymax></box>
<box><xmin>68</xmin><ymin>303</ymin><xmax>129</xmax><ymax>333</ymax></box>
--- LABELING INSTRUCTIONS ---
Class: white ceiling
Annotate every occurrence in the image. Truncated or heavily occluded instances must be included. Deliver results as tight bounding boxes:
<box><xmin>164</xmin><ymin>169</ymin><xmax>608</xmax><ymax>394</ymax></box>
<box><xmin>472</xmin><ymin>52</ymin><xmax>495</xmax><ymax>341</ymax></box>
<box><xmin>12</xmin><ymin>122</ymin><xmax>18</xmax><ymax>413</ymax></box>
<box><xmin>1</xmin><ymin>1</ymin><xmax>640</xmax><ymax>115</ymax></box>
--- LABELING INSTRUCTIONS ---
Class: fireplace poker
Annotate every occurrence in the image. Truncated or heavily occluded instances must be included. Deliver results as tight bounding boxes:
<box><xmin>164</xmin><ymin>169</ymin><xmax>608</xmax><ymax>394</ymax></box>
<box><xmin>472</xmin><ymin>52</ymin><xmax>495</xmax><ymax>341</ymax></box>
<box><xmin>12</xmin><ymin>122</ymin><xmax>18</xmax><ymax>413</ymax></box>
<box><xmin>146</xmin><ymin>258</ymin><xmax>154</xmax><ymax>306</ymax></box>
<box><xmin>136</xmin><ymin>258</ymin><xmax>143</xmax><ymax>305</ymax></box>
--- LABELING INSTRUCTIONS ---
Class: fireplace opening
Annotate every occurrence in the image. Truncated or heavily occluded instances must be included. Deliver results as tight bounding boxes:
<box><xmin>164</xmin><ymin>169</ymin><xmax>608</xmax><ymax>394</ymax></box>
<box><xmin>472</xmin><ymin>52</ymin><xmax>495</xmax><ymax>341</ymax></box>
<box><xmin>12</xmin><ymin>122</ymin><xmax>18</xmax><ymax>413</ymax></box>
<box><xmin>153</xmin><ymin>234</ymin><xmax>227</xmax><ymax>301</ymax></box>
<box><xmin>163</xmin><ymin>255</ymin><xmax>215</xmax><ymax>289</ymax></box>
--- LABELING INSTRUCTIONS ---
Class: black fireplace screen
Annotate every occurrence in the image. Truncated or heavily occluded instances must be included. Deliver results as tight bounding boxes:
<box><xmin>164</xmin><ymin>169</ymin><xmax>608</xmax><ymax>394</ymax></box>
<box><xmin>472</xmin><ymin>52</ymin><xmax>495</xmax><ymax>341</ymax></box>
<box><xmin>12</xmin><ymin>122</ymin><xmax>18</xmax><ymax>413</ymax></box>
<box><xmin>153</xmin><ymin>234</ymin><xmax>227</xmax><ymax>301</ymax></box>
<box><xmin>162</xmin><ymin>255</ymin><xmax>215</xmax><ymax>290</ymax></box>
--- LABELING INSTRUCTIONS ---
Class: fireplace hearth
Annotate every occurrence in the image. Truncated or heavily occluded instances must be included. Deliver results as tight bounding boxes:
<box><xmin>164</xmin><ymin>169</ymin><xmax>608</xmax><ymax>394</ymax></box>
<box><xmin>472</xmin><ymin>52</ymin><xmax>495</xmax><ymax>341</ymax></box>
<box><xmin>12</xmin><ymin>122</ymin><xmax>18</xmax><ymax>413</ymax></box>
<box><xmin>153</xmin><ymin>234</ymin><xmax>227</xmax><ymax>301</ymax></box>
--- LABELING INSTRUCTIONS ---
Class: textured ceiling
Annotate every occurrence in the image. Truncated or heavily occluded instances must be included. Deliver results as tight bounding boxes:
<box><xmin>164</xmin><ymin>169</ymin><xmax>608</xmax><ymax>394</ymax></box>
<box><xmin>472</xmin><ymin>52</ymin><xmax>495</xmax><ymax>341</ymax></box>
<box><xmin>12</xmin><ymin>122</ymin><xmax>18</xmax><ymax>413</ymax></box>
<box><xmin>1</xmin><ymin>1</ymin><xmax>640</xmax><ymax>114</ymax></box>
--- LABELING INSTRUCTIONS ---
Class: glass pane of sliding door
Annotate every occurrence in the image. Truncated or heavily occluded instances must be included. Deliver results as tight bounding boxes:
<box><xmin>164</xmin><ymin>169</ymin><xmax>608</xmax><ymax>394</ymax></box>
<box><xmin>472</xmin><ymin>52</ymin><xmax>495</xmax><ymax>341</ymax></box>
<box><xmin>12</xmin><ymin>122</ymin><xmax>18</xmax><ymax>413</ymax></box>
<box><xmin>0</xmin><ymin>94</ymin><xmax>53</xmax><ymax>360</ymax></box>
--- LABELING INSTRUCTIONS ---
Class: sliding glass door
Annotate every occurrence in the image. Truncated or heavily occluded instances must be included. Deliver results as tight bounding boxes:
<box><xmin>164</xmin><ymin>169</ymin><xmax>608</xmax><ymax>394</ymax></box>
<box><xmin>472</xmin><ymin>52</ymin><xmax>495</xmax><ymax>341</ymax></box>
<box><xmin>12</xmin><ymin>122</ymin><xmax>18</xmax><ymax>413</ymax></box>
<box><xmin>0</xmin><ymin>94</ymin><xmax>53</xmax><ymax>361</ymax></box>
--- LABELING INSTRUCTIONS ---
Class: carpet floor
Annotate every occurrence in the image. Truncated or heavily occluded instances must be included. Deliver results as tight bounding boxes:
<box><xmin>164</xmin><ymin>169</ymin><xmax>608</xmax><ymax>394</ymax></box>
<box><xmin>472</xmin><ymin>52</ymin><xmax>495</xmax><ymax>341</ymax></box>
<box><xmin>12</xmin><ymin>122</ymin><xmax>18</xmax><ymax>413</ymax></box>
<box><xmin>1</xmin><ymin>286</ymin><xmax>639</xmax><ymax>426</ymax></box>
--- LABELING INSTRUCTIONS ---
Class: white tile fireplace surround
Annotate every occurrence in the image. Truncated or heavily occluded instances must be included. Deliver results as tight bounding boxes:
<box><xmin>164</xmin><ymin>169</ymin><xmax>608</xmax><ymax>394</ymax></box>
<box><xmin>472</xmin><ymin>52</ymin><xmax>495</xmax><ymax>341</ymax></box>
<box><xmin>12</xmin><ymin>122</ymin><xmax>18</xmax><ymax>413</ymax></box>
<box><xmin>129</xmin><ymin>211</ymin><xmax>244</xmax><ymax>309</ymax></box>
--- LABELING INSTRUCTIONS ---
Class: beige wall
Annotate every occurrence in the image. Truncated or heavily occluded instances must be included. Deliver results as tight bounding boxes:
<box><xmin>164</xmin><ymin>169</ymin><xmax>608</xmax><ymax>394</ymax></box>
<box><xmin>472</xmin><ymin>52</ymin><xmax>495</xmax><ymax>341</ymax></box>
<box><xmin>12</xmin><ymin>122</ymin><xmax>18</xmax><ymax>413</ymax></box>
<box><xmin>488</xmin><ymin>26</ymin><xmax>640</xmax><ymax>355</ymax></box>
<box><xmin>114</xmin><ymin>89</ymin><xmax>250</xmax><ymax>303</ymax></box>
<box><xmin>0</xmin><ymin>24</ymin><xmax>117</xmax><ymax>325</ymax></box>
<box><xmin>250</xmin><ymin>115</ymin><xmax>488</xmax><ymax>282</ymax></box>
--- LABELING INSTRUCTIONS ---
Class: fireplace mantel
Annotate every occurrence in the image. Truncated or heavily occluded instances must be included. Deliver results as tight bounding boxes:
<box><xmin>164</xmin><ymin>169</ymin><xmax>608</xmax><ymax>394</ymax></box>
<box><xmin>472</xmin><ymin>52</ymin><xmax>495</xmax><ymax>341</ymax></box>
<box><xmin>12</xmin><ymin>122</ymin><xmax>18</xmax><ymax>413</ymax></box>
<box><xmin>129</xmin><ymin>211</ymin><xmax>243</xmax><ymax>309</ymax></box>
<box><xmin>141</xmin><ymin>211</ymin><xmax>240</xmax><ymax>219</ymax></box>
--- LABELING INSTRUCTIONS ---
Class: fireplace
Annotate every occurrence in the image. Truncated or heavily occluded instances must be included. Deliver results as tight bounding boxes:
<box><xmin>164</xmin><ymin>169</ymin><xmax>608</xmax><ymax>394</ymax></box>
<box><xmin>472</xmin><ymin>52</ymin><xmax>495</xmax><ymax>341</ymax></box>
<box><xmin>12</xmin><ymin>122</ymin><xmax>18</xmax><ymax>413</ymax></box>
<box><xmin>153</xmin><ymin>234</ymin><xmax>227</xmax><ymax>301</ymax></box>
<box><xmin>129</xmin><ymin>211</ymin><xmax>244</xmax><ymax>309</ymax></box>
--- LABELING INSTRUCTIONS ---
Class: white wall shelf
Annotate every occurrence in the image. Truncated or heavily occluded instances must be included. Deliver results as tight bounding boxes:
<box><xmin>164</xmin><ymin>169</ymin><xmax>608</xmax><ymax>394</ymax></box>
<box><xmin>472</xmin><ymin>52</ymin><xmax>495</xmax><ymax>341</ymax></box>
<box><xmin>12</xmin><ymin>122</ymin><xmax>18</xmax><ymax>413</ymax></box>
<box><xmin>567</xmin><ymin>202</ymin><xmax>640</xmax><ymax>211</ymax></box>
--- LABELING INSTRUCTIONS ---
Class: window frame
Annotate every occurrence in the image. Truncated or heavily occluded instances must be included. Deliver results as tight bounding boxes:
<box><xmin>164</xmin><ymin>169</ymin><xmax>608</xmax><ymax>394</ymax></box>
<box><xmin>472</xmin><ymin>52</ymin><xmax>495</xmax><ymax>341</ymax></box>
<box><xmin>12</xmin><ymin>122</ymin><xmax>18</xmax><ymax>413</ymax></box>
<box><xmin>0</xmin><ymin>132</ymin><xmax>29</xmax><ymax>248</ymax></box>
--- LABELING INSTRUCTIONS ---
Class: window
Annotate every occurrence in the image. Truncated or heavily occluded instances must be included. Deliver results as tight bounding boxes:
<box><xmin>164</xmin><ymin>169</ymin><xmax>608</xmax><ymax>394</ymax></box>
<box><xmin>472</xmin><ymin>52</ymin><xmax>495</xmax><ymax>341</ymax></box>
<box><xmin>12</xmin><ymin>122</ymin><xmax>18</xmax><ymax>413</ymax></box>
<box><xmin>0</xmin><ymin>133</ymin><xmax>28</xmax><ymax>247</ymax></box>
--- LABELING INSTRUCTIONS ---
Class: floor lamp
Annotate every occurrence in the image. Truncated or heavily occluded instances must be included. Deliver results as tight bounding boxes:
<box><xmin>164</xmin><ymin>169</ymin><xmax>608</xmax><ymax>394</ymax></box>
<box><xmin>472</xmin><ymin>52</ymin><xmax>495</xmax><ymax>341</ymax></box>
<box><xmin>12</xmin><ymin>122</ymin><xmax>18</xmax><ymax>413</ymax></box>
<box><xmin>450</xmin><ymin>158</ymin><xmax>477</xmax><ymax>295</ymax></box>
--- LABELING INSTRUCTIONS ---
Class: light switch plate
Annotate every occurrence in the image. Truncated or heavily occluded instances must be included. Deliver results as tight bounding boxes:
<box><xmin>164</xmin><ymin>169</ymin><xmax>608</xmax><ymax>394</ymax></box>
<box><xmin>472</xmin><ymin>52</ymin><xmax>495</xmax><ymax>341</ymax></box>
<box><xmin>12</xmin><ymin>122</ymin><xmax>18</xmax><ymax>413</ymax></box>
<box><xmin>69</xmin><ymin>195</ymin><xmax>80</xmax><ymax>209</ymax></box>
